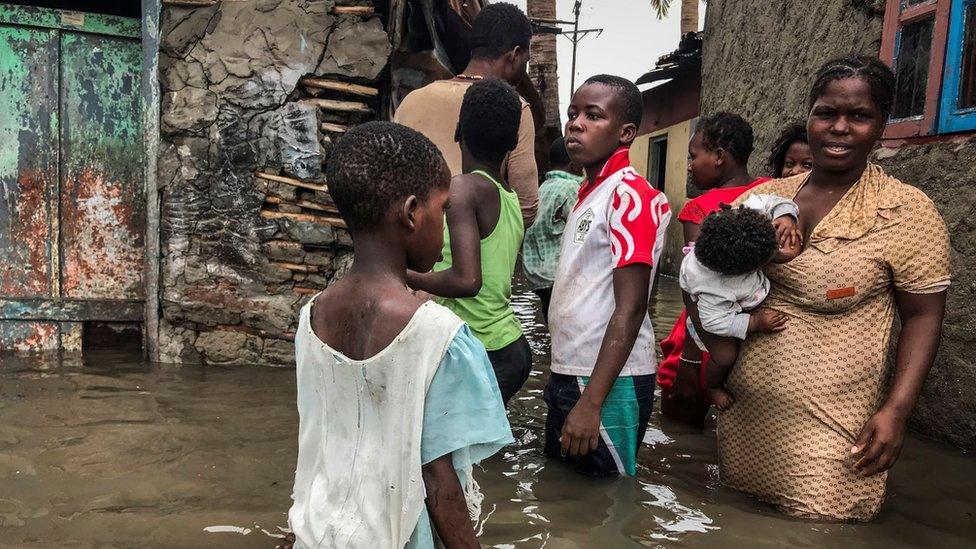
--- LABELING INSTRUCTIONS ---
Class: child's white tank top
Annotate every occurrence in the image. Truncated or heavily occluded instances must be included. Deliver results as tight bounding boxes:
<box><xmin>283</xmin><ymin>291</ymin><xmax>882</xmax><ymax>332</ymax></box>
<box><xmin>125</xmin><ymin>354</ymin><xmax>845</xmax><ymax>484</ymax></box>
<box><xmin>288</xmin><ymin>298</ymin><xmax>464</xmax><ymax>549</ymax></box>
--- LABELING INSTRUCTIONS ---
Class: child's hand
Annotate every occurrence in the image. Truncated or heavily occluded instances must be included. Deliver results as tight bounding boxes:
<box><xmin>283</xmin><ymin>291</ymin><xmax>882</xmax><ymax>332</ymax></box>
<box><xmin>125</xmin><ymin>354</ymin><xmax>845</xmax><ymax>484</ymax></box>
<box><xmin>748</xmin><ymin>308</ymin><xmax>789</xmax><ymax>334</ymax></box>
<box><xmin>773</xmin><ymin>215</ymin><xmax>802</xmax><ymax>251</ymax></box>
<box><xmin>561</xmin><ymin>399</ymin><xmax>601</xmax><ymax>457</ymax></box>
<box><xmin>706</xmin><ymin>387</ymin><xmax>735</xmax><ymax>412</ymax></box>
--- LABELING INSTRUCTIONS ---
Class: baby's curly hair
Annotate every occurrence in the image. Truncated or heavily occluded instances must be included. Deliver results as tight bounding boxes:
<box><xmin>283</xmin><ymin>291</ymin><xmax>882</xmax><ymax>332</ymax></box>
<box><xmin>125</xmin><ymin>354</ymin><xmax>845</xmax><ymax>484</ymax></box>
<box><xmin>326</xmin><ymin>121</ymin><xmax>448</xmax><ymax>232</ymax></box>
<box><xmin>695</xmin><ymin>204</ymin><xmax>778</xmax><ymax>276</ymax></box>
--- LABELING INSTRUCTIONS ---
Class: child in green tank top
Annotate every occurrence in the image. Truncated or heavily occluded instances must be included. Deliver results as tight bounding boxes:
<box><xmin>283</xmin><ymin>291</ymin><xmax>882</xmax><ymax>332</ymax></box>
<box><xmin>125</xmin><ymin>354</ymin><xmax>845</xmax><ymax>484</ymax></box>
<box><xmin>407</xmin><ymin>78</ymin><xmax>532</xmax><ymax>406</ymax></box>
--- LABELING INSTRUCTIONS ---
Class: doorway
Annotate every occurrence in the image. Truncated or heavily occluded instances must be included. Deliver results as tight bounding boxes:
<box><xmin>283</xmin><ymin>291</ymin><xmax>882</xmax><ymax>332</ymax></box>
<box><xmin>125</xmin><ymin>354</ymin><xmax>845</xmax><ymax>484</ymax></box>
<box><xmin>0</xmin><ymin>4</ymin><xmax>145</xmax><ymax>351</ymax></box>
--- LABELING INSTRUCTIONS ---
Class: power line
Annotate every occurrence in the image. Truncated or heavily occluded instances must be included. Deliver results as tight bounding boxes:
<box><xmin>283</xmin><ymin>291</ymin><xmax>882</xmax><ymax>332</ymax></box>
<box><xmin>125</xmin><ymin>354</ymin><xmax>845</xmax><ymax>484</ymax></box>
<box><xmin>529</xmin><ymin>0</ymin><xmax>603</xmax><ymax>94</ymax></box>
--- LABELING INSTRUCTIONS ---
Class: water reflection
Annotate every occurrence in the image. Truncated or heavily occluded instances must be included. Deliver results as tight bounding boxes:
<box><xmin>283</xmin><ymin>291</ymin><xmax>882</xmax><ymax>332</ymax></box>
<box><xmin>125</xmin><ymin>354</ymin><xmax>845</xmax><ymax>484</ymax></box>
<box><xmin>0</xmin><ymin>276</ymin><xmax>973</xmax><ymax>547</ymax></box>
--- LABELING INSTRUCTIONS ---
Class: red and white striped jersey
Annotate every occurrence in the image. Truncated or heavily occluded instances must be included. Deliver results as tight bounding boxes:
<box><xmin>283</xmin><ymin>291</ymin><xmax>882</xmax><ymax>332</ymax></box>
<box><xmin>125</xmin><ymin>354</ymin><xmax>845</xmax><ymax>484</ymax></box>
<box><xmin>549</xmin><ymin>147</ymin><xmax>672</xmax><ymax>377</ymax></box>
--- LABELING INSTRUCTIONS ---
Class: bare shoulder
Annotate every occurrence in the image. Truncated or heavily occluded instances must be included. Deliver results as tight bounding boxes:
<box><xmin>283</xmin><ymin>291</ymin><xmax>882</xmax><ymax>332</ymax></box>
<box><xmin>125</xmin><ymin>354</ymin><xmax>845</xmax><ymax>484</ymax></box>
<box><xmin>451</xmin><ymin>173</ymin><xmax>495</xmax><ymax>200</ymax></box>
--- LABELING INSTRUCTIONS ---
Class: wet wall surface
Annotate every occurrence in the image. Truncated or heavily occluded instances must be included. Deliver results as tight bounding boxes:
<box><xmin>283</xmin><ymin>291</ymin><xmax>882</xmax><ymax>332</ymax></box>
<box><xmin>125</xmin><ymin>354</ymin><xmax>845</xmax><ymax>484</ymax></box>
<box><xmin>1</xmin><ymin>277</ymin><xmax>973</xmax><ymax>547</ymax></box>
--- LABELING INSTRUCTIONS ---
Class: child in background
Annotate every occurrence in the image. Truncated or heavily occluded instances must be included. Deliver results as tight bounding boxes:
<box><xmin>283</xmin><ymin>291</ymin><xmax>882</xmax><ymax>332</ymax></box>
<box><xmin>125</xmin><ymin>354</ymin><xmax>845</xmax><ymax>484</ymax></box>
<box><xmin>522</xmin><ymin>137</ymin><xmax>584</xmax><ymax>323</ymax></box>
<box><xmin>681</xmin><ymin>197</ymin><xmax>802</xmax><ymax>410</ymax></box>
<box><xmin>768</xmin><ymin>121</ymin><xmax>813</xmax><ymax>178</ymax></box>
<box><xmin>657</xmin><ymin>112</ymin><xmax>771</xmax><ymax>428</ymax></box>
<box><xmin>407</xmin><ymin>79</ymin><xmax>531</xmax><ymax>406</ymax></box>
<box><xmin>287</xmin><ymin>122</ymin><xmax>513</xmax><ymax>549</ymax></box>
<box><xmin>545</xmin><ymin>75</ymin><xmax>671</xmax><ymax>477</ymax></box>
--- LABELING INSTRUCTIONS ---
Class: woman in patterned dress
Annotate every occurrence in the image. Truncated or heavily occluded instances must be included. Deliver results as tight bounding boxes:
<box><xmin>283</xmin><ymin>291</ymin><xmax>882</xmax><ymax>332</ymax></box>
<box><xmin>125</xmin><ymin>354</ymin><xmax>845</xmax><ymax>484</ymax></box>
<box><xmin>688</xmin><ymin>56</ymin><xmax>951</xmax><ymax>520</ymax></box>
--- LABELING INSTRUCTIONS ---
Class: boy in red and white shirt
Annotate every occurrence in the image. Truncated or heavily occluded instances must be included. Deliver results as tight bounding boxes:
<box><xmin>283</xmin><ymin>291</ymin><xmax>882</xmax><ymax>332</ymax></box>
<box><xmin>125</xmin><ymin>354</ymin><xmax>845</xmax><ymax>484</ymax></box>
<box><xmin>545</xmin><ymin>75</ymin><xmax>671</xmax><ymax>477</ymax></box>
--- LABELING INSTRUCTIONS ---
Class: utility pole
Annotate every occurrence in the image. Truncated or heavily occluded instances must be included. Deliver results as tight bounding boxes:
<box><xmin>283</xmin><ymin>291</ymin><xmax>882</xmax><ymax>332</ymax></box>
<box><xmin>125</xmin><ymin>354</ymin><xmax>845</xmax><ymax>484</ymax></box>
<box><xmin>529</xmin><ymin>1</ymin><xmax>602</xmax><ymax>95</ymax></box>
<box><xmin>570</xmin><ymin>0</ymin><xmax>581</xmax><ymax>94</ymax></box>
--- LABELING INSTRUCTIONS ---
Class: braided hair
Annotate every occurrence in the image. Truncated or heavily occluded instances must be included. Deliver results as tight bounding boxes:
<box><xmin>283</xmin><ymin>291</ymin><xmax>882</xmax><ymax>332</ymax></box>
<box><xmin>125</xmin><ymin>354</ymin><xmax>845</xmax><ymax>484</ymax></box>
<box><xmin>327</xmin><ymin>121</ymin><xmax>448</xmax><ymax>231</ymax></box>
<box><xmin>808</xmin><ymin>55</ymin><xmax>896</xmax><ymax>120</ymax></box>
<box><xmin>697</xmin><ymin>112</ymin><xmax>754</xmax><ymax>165</ymax></box>
<box><xmin>768</xmin><ymin>121</ymin><xmax>808</xmax><ymax>177</ymax></box>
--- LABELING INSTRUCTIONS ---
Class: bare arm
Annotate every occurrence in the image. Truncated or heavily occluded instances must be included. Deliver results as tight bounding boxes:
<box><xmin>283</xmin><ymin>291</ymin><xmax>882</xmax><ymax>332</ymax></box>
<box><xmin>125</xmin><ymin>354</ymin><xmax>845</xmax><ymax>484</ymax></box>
<box><xmin>422</xmin><ymin>454</ymin><xmax>479</xmax><ymax>549</ymax></box>
<box><xmin>560</xmin><ymin>263</ymin><xmax>651</xmax><ymax>456</ymax></box>
<box><xmin>506</xmin><ymin>103</ymin><xmax>539</xmax><ymax>228</ymax></box>
<box><xmin>407</xmin><ymin>181</ymin><xmax>482</xmax><ymax>298</ymax></box>
<box><xmin>853</xmin><ymin>290</ymin><xmax>947</xmax><ymax>476</ymax></box>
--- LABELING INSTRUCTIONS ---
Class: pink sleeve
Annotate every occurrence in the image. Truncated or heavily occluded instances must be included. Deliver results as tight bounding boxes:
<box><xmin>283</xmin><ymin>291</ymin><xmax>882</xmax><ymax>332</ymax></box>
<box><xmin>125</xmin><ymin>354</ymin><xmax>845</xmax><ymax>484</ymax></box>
<box><xmin>608</xmin><ymin>176</ymin><xmax>670</xmax><ymax>268</ymax></box>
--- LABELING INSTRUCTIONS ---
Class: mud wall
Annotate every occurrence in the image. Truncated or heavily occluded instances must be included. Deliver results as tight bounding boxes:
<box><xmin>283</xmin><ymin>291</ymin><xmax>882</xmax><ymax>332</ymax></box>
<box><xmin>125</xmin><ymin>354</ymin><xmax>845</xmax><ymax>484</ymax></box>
<box><xmin>156</xmin><ymin>0</ymin><xmax>390</xmax><ymax>366</ymax></box>
<box><xmin>701</xmin><ymin>0</ymin><xmax>975</xmax><ymax>448</ymax></box>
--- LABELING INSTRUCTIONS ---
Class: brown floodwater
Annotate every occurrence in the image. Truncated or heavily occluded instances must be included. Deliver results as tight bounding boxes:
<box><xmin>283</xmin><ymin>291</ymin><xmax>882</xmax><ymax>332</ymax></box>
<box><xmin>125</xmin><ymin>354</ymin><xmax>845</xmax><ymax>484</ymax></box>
<box><xmin>1</xmin><ymin>276</ymin><xmax>974</xmax><ymax>548</ymax></box>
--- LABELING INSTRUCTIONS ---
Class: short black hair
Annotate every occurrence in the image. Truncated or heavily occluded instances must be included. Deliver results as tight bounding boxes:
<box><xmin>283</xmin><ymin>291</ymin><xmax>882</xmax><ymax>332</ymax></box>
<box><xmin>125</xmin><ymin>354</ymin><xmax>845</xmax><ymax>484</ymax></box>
<box><xmin>326</xmin><ymin>121</ymin><xmax>448</xmax><ymax>231</ymax></box>
<box><xmin>695</xmin><ymin>204</ymin><xmax>778</xmax><ymax>276</ymax></box>
<box><xmin>768</xmin><ymin>121</ymin><xmax>808</xmax><ymax>177</ymax></box>
<box><xmin>549</xmin><ymin>136</ymin><xmax>571</xmax><ymax>169</ymax></box>
<box><xmin>697</xmin><ymin>112</ymin><xmax>754</xmax><ymax>165</ymax></box>
<box><xmin>809</xmin><ymin>54</ymin><xmax>896</xmax><ymax>120</ymax></box>
<box><xmin>470</xmin><ymin>3</ymin><xmax>532</xmax><ymax>60</ymax></box>
<box><xmin>582</xmin><ymin>74</ymin><xmax>643</xmax><ymax>128</ymax></box>
<box><xmin>458</xmin><ymin>78</ymin><xmax>522</xmax><ymax>165</ymax></box>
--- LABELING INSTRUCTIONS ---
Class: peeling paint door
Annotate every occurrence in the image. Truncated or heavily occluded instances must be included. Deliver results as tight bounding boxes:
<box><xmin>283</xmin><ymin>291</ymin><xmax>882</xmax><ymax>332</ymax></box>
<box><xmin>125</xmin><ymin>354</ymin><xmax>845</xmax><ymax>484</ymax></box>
<box><xmin>0</xmin><ymin>6</ymin><xmax>144</xmax><ymax>351</ymax></box>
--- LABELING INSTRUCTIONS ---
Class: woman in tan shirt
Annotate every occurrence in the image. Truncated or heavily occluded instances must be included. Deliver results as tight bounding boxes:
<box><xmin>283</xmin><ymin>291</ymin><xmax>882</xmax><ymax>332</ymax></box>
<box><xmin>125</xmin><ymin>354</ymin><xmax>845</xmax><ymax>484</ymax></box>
<box><xmin>689</xmin><ymin>55</ymin><xmax>951</xmax><ymax>521</ymax></box>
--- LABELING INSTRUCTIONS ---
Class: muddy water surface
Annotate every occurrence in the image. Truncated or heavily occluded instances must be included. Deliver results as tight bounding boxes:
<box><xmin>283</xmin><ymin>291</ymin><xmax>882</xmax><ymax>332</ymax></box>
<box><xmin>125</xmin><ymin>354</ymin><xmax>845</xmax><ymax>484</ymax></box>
<box><xmin>1</xmin><ymin>277</ymin><xmax>974</xmax><ymax>548</ymax></box>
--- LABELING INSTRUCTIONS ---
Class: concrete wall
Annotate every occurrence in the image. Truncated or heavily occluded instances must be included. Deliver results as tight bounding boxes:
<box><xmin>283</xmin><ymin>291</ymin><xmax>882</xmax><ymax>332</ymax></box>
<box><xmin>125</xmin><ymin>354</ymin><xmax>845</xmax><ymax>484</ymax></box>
<box><xmin>631</xmin><ymin>119</ymin><xmax>694</xmax><ymax>277</ymax></box>
<box><xmin>701</xmin><ymin>0</ymin><xmax>975</xmax><ymax>448</ymax></box>
<box><xmin>155</xmin><ymin>0</ymin><xmax>390</xmax><ymax>366</ymax></box>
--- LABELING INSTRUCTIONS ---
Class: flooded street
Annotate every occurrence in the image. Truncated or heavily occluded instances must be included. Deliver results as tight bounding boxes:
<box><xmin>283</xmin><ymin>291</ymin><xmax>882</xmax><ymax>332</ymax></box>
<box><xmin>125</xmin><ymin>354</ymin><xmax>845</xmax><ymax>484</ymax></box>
<box><xmin>1</xmin><ymin>277</ymin><xmax>974</xmax><ymax>548</ymax></box>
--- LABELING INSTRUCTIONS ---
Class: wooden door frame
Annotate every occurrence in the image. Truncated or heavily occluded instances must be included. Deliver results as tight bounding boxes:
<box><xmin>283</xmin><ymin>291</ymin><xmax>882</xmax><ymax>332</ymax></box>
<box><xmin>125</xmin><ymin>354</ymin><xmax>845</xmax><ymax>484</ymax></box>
<box><xmin>140</xmin><ymin>0</ymin><xmax>162</xmax><ymax>361</ymax></box>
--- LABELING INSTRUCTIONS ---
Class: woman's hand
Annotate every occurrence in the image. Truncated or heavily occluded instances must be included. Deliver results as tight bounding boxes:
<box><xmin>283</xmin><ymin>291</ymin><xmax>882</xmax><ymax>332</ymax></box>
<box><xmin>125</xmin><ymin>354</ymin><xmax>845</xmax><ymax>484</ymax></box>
<box><xmin>851</xmin><ymin>406</ymin><xmax>909</xmax><ymax>477</ymax></box>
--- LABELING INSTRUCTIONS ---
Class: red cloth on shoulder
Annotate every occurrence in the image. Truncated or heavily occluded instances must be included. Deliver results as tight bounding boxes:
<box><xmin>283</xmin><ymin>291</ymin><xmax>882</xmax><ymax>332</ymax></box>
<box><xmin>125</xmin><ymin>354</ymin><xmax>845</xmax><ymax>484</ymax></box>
<box><xmin>657</xmin><ymin>177</ymin><xmax>771</xmax><ymax>398</ymax></box>
<box><xmin>676</xmin><ymin>177</ymin><xmax>772</xmax><ymax>224</ymax></box>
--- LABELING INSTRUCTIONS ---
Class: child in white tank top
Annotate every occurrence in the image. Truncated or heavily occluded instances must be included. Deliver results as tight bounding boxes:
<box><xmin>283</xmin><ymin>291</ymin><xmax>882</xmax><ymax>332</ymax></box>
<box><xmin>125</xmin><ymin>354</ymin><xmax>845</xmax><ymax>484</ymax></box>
<box><xmin>286</xmin><ymin>122</ymin><xmax>512</xmax><ymax>549</ymax></box>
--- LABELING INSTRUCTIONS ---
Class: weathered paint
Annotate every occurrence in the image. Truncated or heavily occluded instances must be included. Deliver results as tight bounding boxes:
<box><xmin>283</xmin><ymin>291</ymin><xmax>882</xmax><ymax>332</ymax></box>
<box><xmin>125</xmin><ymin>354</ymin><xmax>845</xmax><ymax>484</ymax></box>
<box><xmin>0</xmin><ymin>5</ymin><xmax>140</xmax><ymax>39</ymax></box>
<box><xmin>0</xmin><ymin>26</ymin><xmax>57</xmax><ymax>298</ymax></box>
<box><xmin>0</xmin><ymin>8</ymin><xmax>147</xmax><ymax>352</ymax></box>
<box><xmin>0</xmin><ymin>320</ymin><xmax>58</xmax><ymax>351</ymax></box>
<box><xmin>59</xmin><ymin>321</ymin><xmax>82</xmax><ymax>351</ymax></box>
<box><xmin>0</xmin><ymin>298</ymin><xmax>143</xmax><ymax>321</ymax></box>
<box><xmin>60</xmin><ymin>31</ymin><xmax>145</xmax><ymax>300</ymax></box>
<box><xmin>143</xmin><ymin>0</ymin><xmax>162</xmax><ymax>361</ymax></box>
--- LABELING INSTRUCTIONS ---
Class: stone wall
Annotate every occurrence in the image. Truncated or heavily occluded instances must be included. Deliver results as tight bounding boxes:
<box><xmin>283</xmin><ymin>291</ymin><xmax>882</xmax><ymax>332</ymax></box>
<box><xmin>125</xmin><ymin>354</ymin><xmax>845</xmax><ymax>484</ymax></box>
<box><xmin>155</xmin><ymin>0</ymin><xmax>390</xmax><ymax>366</ymax></box>
<box><xmin>702</xmin><ymin>0</ymin><xmax>975</xmax><ymax>448</ymax></box>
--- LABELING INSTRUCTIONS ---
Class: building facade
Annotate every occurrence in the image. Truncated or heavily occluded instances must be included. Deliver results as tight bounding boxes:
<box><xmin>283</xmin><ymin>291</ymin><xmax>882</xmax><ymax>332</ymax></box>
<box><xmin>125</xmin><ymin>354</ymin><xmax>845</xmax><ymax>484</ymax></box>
<box><xmin>701</xmin><ymin>0</ymin><xmax>975</xmax><ymax>448</ymax></box>
<box><xmin>630</xmin><ymin>33</ymin><xmax>701</xmax><ymax>277</ymax></box>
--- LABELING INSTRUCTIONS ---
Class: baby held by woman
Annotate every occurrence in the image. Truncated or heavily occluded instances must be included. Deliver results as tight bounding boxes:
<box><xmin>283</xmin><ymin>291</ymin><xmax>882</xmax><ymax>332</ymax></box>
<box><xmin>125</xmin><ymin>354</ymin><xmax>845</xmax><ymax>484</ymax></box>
<box><xmin>681</xmin><ymin>195</ymin><xmax>803</xmax><ymax>410</ymax></box>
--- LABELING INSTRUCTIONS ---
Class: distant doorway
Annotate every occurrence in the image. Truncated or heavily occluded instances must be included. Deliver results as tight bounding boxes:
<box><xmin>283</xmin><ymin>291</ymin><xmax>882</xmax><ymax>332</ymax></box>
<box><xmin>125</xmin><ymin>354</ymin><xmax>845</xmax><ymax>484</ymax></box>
<box><xmin>647</xmin><ymin>136</ymin><xmax>668</xmax><ymax>192</ymax></box>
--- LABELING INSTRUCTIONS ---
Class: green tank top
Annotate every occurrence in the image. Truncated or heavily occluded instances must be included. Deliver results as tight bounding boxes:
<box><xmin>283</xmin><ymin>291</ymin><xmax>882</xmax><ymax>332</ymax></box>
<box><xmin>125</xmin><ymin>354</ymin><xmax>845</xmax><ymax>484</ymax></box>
<box><xmin>434</xmin><ymin>170</ymin><xmax>525</xmax><ymax>351</ymax></box>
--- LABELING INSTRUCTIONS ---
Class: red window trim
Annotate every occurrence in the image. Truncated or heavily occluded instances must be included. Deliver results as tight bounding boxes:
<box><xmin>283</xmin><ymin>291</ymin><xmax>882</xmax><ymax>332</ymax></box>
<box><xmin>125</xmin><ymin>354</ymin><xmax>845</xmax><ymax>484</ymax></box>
<box><xmin>879</xmin><ymin>0</ymin><xmax>952</xmax><ymax>138</ymax></box>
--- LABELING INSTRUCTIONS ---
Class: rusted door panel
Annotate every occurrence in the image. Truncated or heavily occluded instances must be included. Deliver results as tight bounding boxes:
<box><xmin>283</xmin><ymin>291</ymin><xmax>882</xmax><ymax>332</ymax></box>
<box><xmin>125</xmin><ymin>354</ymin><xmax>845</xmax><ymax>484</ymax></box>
<box><xmin>59</xmin><ymin>31</ymin><xmax>144</xmax><ymax>300</ymax></box>
<box><xmin>0</xmin><ymin>320</ymin><xmax>59</xmax><ymax>351</ymax></box>
<box><xmin>0</xmin><ymin>26</ymin><xmax>58</xmax><ymax>299</ymax></box>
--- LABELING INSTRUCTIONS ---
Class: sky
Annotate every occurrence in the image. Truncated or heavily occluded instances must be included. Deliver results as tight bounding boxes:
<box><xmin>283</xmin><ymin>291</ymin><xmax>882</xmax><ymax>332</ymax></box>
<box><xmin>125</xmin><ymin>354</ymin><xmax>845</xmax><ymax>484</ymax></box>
<box><xmin>510</xmin><ymin>0</ymin><xmax>707</xmax><ymax>124</ymax></box>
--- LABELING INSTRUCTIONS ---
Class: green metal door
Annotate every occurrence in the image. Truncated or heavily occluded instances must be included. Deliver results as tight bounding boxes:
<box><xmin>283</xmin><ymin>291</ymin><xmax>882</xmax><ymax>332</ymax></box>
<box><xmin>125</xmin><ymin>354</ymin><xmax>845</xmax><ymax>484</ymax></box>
<box><xmin>0</xmin><ymin>6</ymin><xmax>144</xmax><ymax>351</ymax></box>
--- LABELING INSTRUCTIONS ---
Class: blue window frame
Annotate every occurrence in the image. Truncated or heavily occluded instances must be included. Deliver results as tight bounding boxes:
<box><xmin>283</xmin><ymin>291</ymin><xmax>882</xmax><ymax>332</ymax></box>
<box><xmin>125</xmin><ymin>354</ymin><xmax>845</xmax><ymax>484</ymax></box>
<box><xmin>940</xmin><ymin>0</ymin><xmax>976</xmax><ymax>133</ymax></box>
